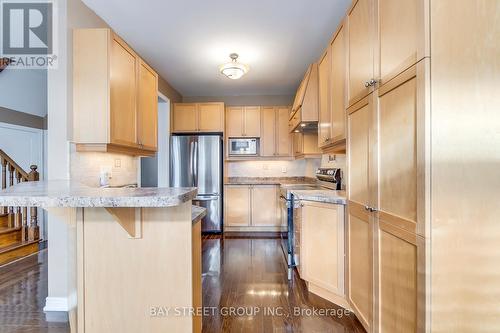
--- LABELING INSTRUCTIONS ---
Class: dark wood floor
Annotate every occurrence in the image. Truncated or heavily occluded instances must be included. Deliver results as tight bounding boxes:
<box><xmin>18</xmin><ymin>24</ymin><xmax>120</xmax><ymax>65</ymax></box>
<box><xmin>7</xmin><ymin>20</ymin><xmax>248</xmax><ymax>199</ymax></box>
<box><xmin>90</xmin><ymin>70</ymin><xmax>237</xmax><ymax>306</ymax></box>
<box><xmin>0</xmin><ymin>250</ymin><xmax>70</xmax><ymax>333</ymax></box>
<box><xmin>202</xmin><ymin>234</ymin><xmax>366</xmax><ymax>333</ymax></box>
<box><xmin>0</xmin><ymin>236</ymin><xmax>365</xmax><ymax>333</ymax></box>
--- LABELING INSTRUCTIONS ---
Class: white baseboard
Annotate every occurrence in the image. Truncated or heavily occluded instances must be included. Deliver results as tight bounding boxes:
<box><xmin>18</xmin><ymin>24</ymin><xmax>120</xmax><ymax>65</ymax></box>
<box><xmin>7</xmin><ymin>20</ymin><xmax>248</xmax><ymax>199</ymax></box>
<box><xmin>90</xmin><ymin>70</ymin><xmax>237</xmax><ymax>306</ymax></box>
<box><xmin>44</xmin><ymin>297</ymin><xmax>69</xmax><ymax>312</ymax></box>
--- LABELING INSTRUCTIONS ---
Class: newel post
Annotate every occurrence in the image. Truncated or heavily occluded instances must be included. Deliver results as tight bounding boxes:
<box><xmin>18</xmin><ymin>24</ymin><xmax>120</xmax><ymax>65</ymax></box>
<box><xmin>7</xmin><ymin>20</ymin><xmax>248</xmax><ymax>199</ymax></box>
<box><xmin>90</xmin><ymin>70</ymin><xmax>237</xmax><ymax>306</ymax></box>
<box><xmin>27</xmin><ymin>165</ymin><xmax>39</xmax><ymax>241</ymax></box>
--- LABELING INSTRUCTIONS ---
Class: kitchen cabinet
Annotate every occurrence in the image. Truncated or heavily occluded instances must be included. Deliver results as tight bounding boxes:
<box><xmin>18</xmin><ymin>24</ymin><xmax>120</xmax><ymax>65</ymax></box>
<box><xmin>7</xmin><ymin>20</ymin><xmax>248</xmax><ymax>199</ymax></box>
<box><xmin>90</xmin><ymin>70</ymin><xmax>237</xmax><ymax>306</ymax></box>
<box><xmin>318</xmin><ymin>22</ymin><xmax>347</xmax><ymax>151</ymax></box>
<box><xmin>347</xmin><ymin>0</ymin><xmax>375</xmax><ymax>107</ymax></box>
<box><xmin>172</xmin><ymin>102</ymin><xmax>224</xmax><ymax>133</ymax></box>
<box><xmin>73</xmin><ymin>29</ymin><xmax>158</xmax><ymax>156</ymax></box>
<box><xmin>347</xmin><ymin>94</ymin><xmax>374</xmax><ymax>332</ymax></box>
<box><xmin>378</xmin><ymin>0</ymin><xmax>422</xmax><ymax>85</ymax></box>
<box><xmin>261</xmin><ymin>106</ymin><xmax>292</xmax><ymax>158</ymax></box>
<box><xmin>137</xmin><ymin>60</ymin><xmax>158</xmax><ymax>150</ymax></box>
<box><xmin>224</xmin><ymin>185</ymin><xmax>282</xmax><ymax>231</ymax></box>
<box><xmin>225</xmin><ymin>106</ymin><xmax>261</xmax><ymax>137</ymax></box>
<box><xmin>301</xmin><ymin>201</ymin><xmax>348</xmax><ymax>308</ymax></box>
<box><xmin>318</xmin><ymin>49</ymin><xmax>331</xmax><ymax>147</ymax></box>
<box><xmin>293</xmin><ymin>132</ymin><xmax>321</xmax><ymax>159</ymax></box>
<box><xmin>289</xmin><ymin>64</ymin><xmax>319</xmax><ymax>132</ymax></box>
<box><xmin>250</xmin><ymin>185</ymin><xmax>279</xmax><ymax>227</ymax></box>
<box><xmin>224</xmin><ymin>185</ymin><xmax>251</xmax><ymax>227</ymax></box>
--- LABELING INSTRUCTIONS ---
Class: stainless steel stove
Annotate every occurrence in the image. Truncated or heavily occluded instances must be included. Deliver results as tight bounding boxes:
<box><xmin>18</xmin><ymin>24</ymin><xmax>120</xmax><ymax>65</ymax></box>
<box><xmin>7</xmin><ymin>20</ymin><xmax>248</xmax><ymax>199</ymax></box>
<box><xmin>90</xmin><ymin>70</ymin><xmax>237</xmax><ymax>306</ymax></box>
<box><xmin>279</xmin><ymin>168</ymin><xmax>342</xmax><ymax>280</ymax></box>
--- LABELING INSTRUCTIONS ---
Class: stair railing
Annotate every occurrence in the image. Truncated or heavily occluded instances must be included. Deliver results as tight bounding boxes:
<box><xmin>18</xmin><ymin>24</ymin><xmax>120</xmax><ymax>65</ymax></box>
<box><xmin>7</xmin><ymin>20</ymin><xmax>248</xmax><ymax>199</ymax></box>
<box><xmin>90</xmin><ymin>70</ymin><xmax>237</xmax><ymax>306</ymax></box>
<box><xmin>0</xmin><ymin>149</ymin><xmax>39</xmax><ymax>241</ymax></box>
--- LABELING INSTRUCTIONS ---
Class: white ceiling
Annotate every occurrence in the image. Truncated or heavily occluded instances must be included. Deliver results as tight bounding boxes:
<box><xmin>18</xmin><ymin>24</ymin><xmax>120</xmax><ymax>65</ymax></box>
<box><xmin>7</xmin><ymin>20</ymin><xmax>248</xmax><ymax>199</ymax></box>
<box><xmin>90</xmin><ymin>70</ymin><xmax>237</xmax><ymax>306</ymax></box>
<box><xmin>82</xmin><ymin>0</ymin><xmax>351</xmax><ymax>97</ymax></box>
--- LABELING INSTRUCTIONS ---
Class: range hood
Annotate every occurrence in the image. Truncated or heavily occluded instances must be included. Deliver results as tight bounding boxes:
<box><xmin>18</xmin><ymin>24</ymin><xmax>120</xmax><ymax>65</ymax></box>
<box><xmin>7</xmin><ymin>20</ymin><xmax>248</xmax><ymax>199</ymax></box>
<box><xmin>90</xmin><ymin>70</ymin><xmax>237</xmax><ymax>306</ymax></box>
<box><xmin>290</xmin><ymin>63</ymin><xmax>319</xmax><ymax>132</ymax></box>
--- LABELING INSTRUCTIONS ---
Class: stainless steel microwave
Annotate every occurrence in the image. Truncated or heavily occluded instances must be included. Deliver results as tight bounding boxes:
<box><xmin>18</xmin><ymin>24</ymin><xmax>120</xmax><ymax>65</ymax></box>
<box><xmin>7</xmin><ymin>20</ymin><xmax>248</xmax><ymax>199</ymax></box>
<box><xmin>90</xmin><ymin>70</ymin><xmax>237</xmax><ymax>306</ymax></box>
<box><xmin>228</xmin><ymin>138</ymin><xmax>259</xmax><ymax>156</ymax></box>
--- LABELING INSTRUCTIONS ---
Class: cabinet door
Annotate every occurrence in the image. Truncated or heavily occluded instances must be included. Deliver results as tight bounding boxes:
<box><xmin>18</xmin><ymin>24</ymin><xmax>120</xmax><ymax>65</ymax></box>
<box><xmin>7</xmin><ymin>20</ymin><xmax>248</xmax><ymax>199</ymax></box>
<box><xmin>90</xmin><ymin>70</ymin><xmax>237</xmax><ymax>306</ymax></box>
<box><xmin>330</xmin><ymin>24</ymin><xmax>347</xmax><ymax>143</ymax></box>
<box><xmin>378</xmin><ymin>0</ymin><xmax>418</xmax><ymax>84</ymax></box>
<box><xmin>348</xmin><ymin>0</ymin><xmax>374</xmax><ymax>106</ymax></box>
<box><xmin>260</xmin><ymin>107</ymin><xmax>276</xmax><ymax>156</ymax></box>
<box><xmin>302</xmin><ymin>202</ymin><xmax>344</xmax><ymax>295</ymax></box>
<box><xmin>347</xmin><ymin>96</ymin><xmax>371</xmax><ymax>207</ymax></box>
<box><xmin>172</xmin><ymin>103</ymin><xmax>197</xmax><ymax>132</ymax></box>
<box><xmin>377</xmin><ymin>222</ymin><xmax>419</xmax><ymax>333</ymax></box>
<box><xmin>224</xmin><ymin>186</ymin><xmax>250</xmax><ymax>226</ymax></box>
<box><xmin>198</xmin><ymin>103</ymin><xmax>224</xmax><ymax>132</ymax></box>
<box><xmin>377</xmin><ymin>66</ymin><xmax>418</xmax><ymax>234</ymax></box>
<box><xmin>293</xmin><ymin>132</ymin><xmax>303</xmax><ymax>155</ymax></box>
<box><xmin>318</xmin><ymin>50</ymin><xmax>331</xmax><ymax>147</ymax></box>
<box><xmin>244</xmin><ymin>106</ymin><xmax>261</xmax><ymax>137</ymax></box>
<box><xmin>137</xmin><ymin>60</ymin><xmax>158</xmax><ymax>150</ymax></box>
<box><xmin>276</xmin><ymin>107</ymin><xmax>292</xmax><ymax>157</ymax></box>
<box><xmin>225</xmin><ymin>107</ymin><xmax>244</xmax><ymax>137</ymax></box>
<box><xmin>251</xmin><ymin>186</ymin><xmax>279</xmax><ymax>226</ymax></box>
<box><xmin>110</xmin><ymin>36</ymin><xmax>137</xmax><ymax>147</ymax></box>
<box><xmin>302</xmin><ymin>132</ymin><xmax>321</xmax><ymax>155</ymax></box>
<box><xmin>347</xmin><ymin>203</ymin><xmax>373</xmax><ymax>332</ymax></box>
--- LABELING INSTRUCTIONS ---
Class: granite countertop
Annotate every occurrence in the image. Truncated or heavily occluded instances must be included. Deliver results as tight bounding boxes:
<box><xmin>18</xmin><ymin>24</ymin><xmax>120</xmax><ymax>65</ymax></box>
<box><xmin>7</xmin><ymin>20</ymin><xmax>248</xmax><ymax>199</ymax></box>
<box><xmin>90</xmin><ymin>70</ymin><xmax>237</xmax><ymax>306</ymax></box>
<box><xmin>191</xmin><ymin>205</ymin><xmax>206</xmax><ymax>224</ymax></box>
<box><xmin>225</xmin><ymin>177</ymin><xmax>316</xmax><ymax>185</ymax></box>
<box><xmin>0</xmin><ymin>180</ymin><xmax>197</xmax><ymax>208</ymax></box>
<box><xmin>290</xmin><ymin>189</ymin><xmax>347</xmax><ymax>205</ymax></box>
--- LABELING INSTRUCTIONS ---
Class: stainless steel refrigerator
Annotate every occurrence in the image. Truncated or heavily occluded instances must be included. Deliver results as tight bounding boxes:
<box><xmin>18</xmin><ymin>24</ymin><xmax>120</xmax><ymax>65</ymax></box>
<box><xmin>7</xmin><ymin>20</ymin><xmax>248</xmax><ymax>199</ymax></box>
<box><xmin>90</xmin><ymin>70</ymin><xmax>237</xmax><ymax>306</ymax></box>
<box><xmin>170</xmin><ymin>134</ymin><xmax>223</xmax><ymax>233</ymax></box>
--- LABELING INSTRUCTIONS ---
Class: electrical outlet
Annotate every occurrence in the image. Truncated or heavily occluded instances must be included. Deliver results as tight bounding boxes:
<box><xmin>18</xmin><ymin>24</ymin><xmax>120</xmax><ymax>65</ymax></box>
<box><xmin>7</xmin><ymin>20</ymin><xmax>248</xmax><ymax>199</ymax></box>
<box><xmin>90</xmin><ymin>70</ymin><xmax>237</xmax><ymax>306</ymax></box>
<box><xmin>262</xmin><ymin>164</ymin><xmax>269</xmax><ymax>170</ymax></box>
<box><xmin>114</xmin><ymin>158</ymin><xmax>121</xmax><ymax>168</ymax></box>
<box><xmin>281</xmin><ymin>167</ymin><xmax>287</xmax><ymax>173</ymax></box>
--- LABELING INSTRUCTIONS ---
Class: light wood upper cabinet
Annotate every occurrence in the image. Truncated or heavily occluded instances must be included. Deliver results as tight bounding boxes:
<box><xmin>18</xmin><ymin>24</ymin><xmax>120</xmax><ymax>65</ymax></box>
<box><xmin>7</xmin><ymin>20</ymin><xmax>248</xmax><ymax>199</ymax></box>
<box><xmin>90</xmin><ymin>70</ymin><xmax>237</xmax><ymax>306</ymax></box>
<box><xmin>330</xmin><ymin>24</ymin><xmax>347</xmax><ymax>144</ymax></box>
<box><xmin>348</xmin><ymin>0</ymin><xmax>375</xmax><ymax>106</ymax></box>
<box><xmin>172</xmin><ymin>104</ymin><xmax>197</xmax><ymax>132</ymax></box>
<box><xmin>276</xmin><ymin>107</ymin><xmax>292</xmax><ymax>156</ymax></box>
<box><xmin>251</xmin><ymin>185</ymin><xmax>279</xmax><ymax>227</ymax></box>
<box><xmin>261</xmin><ymin>107</ymin><xmax>292</xmax><ymax>158</ymax></box>
<box><xmin>244</xmin><ymin>106</ymin><xmax>261</xmax><ymax>137</ymax></box>
<box><xmin>110</xmin><ymin>36</ymin><xmax>137</xmax><ymax>147</ymax></box>
<box><xmin>293</xmin><ymin>132</ymin><xmax>321</xmax><ymax>159</ymax></box>
<box><xmin>302</xmin><ymin>201</ymin><xmax>345</xmax><ymax>299</ymax></box>
<box><xmin>224</xmin><ymin>185</ymin><xmax>251</xmax><ymax>227</ymax></box>
<box><xmin>172</xmin><ymin>103</ymin><xmax>224</xmax><ymax>133</ymax></box>
<box><xmin>198</xmin><ymin>103</ymin><xmax>224</xmax><ymax>132</ymax></box>
<box><xmin>73</xmin><ymin>29</ymin><xmax>158</xmax><ymax>156</ymax></box>
<box><xmin>225</xmin><ymin>106</ymin><xmax>261</xmax><ymax>137</ymax></box>
<box><xmin>225</xmin><ymin>107</ymin><xmax>244</xmax><ymax>137</ymax></box>
<box><xmin>318</xmin><ymin>50</ymin><xmax>331</xmax><ymax>147</ymax></box>
<box><xmin>137</xmin><ymin>60</ymin><xmax>158</xmax><ymax>150</ymax></box>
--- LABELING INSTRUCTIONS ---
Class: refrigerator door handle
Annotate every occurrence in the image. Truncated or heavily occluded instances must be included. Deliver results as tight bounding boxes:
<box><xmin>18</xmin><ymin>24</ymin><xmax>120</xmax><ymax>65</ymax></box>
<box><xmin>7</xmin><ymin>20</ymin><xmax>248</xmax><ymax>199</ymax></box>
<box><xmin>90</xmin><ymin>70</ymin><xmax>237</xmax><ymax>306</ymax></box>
<box><xmin>189</xmin><ymin>141</ymin><xmax>195</xmax><ymax>187</ymax></box>
<box><xmin>193</xmin><ymin>141</ymin><xmax>199</xmax><ymax>187</ymax></box>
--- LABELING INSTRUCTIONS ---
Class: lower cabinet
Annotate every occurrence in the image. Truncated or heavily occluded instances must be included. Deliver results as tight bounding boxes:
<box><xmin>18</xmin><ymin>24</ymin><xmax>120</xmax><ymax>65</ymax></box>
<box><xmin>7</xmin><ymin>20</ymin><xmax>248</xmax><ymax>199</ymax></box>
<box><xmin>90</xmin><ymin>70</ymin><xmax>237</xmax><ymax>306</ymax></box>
<box><xmin>300</xmin><ymin>201</ymin><xmax>349</xmax><ymax>308</ymax></box>
<box><xmin>347</xmin><ymin>202</ymin><xmax>373</xmax><ymax>332</ymax></box>
<box><xmin>224</xmin><ymin>185</ymin><xmax>282</xmax><ymax>231</ymax></box>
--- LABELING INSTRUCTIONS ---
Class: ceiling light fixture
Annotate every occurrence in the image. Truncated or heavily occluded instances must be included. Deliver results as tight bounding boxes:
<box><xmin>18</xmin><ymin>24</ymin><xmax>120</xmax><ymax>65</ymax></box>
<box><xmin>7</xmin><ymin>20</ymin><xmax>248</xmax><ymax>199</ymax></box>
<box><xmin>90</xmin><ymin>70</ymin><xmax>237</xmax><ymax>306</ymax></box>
<box><xmin>219</xmin><ymin>53</ymin><xmax>249</xmax><ymax>80</ymax></box>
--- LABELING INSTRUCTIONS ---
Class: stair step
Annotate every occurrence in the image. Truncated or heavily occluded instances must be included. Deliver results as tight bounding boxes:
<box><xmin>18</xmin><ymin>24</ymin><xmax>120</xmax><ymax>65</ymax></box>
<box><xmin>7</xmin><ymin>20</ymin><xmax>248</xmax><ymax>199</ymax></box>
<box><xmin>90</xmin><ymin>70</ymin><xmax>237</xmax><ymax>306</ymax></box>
<box><xmin>0</xmin><ymin>226</ymin><xmax>22</xmax><ymax>248</ymax></box>
<box><xmin>0</xmin><ymin>240</ymin><xmax>40</xmax><ymax>266</ymax></box>
<box><xmin>0</xmin><ymin>214</ymin><xmax>8</xmax><ymax>228</ymax></box>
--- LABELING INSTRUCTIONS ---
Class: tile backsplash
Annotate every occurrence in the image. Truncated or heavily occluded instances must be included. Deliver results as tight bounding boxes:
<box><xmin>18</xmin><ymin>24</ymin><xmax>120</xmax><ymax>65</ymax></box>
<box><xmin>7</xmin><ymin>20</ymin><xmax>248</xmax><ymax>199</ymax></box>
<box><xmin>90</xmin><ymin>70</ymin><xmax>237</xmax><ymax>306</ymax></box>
<box><xmin>70</xmin><ymin>145</ymin><xmax>138</xmax><ymax>187</ymax></box>
<box><xmin>226</xmin><ymin>158</ymin><xmax>321</xmax><ymax>178</ymax></box>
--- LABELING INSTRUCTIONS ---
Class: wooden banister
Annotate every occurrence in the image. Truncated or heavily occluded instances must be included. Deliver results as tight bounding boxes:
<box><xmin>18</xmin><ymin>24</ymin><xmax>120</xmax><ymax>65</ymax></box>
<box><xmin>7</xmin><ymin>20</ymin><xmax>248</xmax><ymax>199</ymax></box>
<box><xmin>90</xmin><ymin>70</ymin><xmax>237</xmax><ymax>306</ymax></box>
<box><xmin>0</xmin><ymin>149</ymin><xmax>40</xmax><ymax>242</ymax></box>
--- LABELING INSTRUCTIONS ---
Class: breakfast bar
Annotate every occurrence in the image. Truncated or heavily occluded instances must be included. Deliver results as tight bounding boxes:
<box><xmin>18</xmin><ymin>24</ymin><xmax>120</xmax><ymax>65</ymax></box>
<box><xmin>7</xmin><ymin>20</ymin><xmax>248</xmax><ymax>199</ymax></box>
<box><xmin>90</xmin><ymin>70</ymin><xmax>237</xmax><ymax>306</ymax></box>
<box><xmin>0</xmin><ymin>180</ymin><xmax>203</xmax><ymax>333</ymax></box>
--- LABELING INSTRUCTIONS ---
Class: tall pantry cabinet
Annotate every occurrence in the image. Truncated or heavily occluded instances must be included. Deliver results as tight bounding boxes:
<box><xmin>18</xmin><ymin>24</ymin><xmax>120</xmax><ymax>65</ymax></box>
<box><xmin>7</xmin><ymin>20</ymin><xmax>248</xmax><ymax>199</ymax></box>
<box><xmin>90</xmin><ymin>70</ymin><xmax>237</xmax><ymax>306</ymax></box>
<box><xmin>346</xmin><ymin>0</ymin><xmax>428</xmax><ymax>332</ymax></box>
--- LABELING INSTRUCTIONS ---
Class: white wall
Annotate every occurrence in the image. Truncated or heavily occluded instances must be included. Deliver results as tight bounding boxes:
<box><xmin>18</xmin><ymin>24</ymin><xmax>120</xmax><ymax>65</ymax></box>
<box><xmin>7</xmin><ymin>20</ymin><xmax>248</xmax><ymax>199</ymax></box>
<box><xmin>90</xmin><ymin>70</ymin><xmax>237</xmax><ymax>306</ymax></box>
<box><xmin>0</xmin><ymin>69</ymin><xmax>47</xmax><ymax>116</ymax></box>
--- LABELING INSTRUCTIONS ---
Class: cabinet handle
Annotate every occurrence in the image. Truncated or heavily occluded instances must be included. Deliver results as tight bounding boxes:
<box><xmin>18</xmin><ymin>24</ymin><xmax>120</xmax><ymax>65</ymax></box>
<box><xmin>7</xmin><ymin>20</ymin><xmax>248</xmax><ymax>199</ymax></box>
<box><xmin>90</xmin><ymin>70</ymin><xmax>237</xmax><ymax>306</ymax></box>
<box><xmin>364</xmin><ymin>205</ymin><xmax>370</xmax><ymax>211</ymax></box>
<box><xmin>365</xmin><ymin>79</ymin><xmax>378</xmax><ymax>87</ymax></box>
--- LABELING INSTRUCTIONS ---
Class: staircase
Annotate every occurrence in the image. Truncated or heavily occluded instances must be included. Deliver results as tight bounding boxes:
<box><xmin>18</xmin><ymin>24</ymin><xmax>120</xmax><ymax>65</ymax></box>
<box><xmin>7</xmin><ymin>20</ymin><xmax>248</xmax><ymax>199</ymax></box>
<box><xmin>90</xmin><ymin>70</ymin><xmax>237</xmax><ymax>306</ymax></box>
<box><xmin>0</xmin><ymin>150</ymin><xmax>40</xmax><ymax>266</ymax></box>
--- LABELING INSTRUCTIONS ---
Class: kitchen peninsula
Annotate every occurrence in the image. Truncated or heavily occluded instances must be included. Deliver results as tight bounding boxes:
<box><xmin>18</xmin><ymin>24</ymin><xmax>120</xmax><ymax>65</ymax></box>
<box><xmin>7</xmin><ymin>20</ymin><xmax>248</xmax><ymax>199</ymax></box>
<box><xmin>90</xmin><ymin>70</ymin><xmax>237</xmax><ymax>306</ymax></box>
<box><xmin>0</xmin><ymin>180</ymin><xmax>203</xmax><ymax>333</ymax></box>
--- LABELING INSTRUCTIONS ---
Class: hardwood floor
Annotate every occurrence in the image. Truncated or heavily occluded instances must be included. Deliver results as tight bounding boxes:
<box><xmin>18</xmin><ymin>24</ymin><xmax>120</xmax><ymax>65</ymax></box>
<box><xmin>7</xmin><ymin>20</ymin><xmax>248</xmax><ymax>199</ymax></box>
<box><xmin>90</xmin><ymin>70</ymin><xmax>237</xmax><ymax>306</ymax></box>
<box><xmin>0</xmin><ymin>236</ymin><xmax>365</xmax><ymax>333</ymax></box>
<box><xmin>202</xmin><ymin>234</ymin><xmax>366</xmax><ymax>333</ymax></box>
<box><xmin>0</xmin><ymin>249</ymin><xmax>70</xmax><ymax>333</ymax></box>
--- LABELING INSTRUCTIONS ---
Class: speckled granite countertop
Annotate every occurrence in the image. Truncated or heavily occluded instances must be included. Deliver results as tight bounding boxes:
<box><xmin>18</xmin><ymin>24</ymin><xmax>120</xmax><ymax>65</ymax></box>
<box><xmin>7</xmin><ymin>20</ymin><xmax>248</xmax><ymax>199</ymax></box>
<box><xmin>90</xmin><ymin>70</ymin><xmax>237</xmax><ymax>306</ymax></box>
<box><xmin>225</xmin><ymin>177</ymin><xmax>316</xmax><ymax>185</ymax></box>
<box><xmin>191</xmin><ymin>205</ymin><xmax>206</xmax><ymax>224</ymax></box>
<box><xmin>290</xmin><ymin>190</ymin><xmax>347</xmax><ymax>205</ymax></box>
<box><xmin>0</xmin><ymin>180</ymin><xmax>197</xmax><ymax>208</ymax></box>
